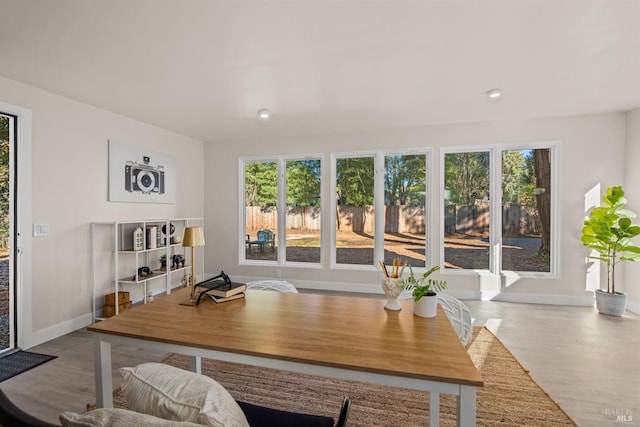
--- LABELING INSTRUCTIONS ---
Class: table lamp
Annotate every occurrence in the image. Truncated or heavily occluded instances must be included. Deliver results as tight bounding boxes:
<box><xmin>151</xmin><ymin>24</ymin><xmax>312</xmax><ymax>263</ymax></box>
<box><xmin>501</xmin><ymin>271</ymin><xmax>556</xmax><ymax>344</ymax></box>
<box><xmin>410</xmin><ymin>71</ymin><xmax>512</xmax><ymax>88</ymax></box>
<box><xmin>179</xmin><ymin>226</ymin><xmax>205</xmax><ymax>306</ymax></box>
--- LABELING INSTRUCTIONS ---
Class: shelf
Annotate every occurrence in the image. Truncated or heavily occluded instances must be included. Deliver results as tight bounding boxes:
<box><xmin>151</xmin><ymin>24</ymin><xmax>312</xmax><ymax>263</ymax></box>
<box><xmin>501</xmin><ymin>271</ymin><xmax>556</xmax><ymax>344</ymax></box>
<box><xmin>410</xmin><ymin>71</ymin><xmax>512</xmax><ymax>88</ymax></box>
<box><xmin>166</xmin><ymin>265</ymin><xmax>191</xmax><ymax>274</ymax></box>
<box><xmin>118</xmin><ymin>247</ymin><xmax>168</xmax><ymax>254</ymax></box>
<box><xmin>118</xmin><ymin>271</ymin><xmax>167</xmax><ymax>284</ymax></box>
<box><xmin>91</xmin><ymin>217</ymin><xmax>204</xmax><ymax>321</ymax></box>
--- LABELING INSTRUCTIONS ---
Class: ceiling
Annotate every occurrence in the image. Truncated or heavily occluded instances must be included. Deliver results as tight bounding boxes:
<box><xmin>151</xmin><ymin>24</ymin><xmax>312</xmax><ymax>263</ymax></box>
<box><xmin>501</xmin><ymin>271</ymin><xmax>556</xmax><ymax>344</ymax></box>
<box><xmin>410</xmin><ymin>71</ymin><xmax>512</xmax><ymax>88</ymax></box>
<box><xmin>1</xmin><ymin>0</ymin><xmax>639</xmax><ymax>143</ymax></box>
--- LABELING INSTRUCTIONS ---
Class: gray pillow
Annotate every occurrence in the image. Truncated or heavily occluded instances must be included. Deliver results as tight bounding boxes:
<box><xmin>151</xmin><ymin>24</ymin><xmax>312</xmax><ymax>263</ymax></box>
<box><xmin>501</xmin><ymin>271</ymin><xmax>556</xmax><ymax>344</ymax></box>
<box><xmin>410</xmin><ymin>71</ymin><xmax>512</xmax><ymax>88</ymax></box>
<box><xmin>60</xmin><ymin>408</ymin><xmax>204</xmax><ymax>426</ymax></box>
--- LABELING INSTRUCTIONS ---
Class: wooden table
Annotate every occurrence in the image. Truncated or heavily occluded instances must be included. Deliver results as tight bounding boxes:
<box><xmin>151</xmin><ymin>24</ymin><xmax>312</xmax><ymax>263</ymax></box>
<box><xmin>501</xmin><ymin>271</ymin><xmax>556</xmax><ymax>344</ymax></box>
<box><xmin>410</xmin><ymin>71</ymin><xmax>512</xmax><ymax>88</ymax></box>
<box><xmin>88</xmin><ymin>288</ymin><xmax>483</xmax><ymax>426</ymax></box>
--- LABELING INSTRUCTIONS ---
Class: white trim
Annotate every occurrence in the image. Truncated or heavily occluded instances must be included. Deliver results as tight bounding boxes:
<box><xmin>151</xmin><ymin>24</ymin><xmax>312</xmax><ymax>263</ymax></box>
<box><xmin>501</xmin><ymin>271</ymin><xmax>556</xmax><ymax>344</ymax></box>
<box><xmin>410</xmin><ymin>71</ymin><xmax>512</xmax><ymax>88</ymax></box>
<box><xmin>373</xmin><ymin>151</ymin><xmax>385</xmax><ymax>264</ymax></box>
<box><xmin>491</xmin><ymin>291</ymin><xmax>594</xmax><ymax>307</ymax></box>
<box><xmin>277</xmin><ymin>158</ymin><xmax>286</xmax><ymax>262</ymax></box>
<box><xmin>626</xmin><ymin>299</ymin><xmax>640</xmax><ymax>315</ymax></box>
<box><xmin>23</xmin><ymin>313</ymin><xmax>92</xmax><ymax>350</ymax></box>
<box><xmin>0</xmin><ymin>101</ymin><xmax>32</xmax><ymax>350</ymax></box>
<box><xmin>233</xmin><ymin>274</ymin><xmax>593</xmax><ymax>307</ymax></box>
<box><xmin>238</xmin><ymin>158</ymin><xmax>247</xmax><ymax>263</ymax></box>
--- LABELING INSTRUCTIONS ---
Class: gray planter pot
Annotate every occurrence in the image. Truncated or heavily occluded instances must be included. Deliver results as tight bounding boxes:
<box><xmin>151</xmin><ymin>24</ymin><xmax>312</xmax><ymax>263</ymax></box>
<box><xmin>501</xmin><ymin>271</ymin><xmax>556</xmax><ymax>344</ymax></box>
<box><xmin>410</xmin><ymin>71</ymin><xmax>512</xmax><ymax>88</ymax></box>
<box><xmin>595</xmin><ymin>289</ymin><xmax>627</xmax><ymax>317</ymax></box>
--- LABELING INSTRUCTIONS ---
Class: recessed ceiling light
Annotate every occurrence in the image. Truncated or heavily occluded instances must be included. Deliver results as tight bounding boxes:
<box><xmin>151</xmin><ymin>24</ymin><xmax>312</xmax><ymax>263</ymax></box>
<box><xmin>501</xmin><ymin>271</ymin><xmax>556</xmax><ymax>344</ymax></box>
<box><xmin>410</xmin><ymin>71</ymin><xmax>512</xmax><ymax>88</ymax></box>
<box><xmin>486</xmin><ymin>89</ymin><xmax>502</xmax><ymax>99</ymax></box>
<box><xmin>257</xmin><ymin>109</ymin><xmax>271</xmax><ymax>119</ymax></box>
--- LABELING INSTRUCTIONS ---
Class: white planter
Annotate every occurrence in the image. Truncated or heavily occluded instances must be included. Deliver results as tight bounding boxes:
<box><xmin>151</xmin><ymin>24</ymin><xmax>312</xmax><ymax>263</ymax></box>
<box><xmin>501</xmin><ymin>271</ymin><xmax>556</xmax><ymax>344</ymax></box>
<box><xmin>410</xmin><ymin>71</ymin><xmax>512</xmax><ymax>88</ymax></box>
<box><xmin>595</xmin><ymin>289</ymin><xmax>627</xmax><ymax>317</ymax></box>
<box><xmin>413</xmin><ymin>293</ymin><xmax>437</xmax><ymax>318</ymax></box>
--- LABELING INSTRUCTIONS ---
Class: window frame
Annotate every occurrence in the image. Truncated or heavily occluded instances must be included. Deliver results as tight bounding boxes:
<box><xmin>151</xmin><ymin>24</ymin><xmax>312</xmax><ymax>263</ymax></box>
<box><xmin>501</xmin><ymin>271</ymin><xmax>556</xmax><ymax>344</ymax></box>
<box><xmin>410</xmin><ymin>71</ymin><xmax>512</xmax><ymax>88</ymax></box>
<box><xmin>239</xmin><ymin>154</ymin><xmax>324</xmax><ymax>268</ymax></box>
<box><xmin>439</xmin><ymin>142</ymin><xmax>561</xmax><ymax>278</ymax></box>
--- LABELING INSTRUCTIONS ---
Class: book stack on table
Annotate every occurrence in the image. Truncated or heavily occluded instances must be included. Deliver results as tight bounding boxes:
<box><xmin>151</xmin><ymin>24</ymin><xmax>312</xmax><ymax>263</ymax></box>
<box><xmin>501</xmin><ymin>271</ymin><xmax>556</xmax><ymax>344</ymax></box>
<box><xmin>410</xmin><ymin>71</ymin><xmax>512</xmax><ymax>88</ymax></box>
<box><xmin>199</xmin><ymin>281</ymin><xmax>247</xmax><ymax>304</ymax></box>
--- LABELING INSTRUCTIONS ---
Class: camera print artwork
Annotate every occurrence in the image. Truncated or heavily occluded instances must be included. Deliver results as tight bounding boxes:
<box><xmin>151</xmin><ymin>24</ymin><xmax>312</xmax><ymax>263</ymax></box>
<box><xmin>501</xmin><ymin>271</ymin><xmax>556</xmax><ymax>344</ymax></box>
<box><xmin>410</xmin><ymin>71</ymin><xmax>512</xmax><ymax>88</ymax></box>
<box><xmin>108</xmin><ymin>140</ymin><xmax>176</xmax><ymax>203</ymax></box>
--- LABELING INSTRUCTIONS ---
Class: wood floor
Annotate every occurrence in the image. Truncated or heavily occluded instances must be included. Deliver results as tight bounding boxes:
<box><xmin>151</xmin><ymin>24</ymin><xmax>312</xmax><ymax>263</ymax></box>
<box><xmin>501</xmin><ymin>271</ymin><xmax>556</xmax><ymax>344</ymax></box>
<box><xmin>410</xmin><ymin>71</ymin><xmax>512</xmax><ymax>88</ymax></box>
<box><xmin>0</xmin><ymin>297</ymin><xmax>638</xmax><ymax>427</ymax></box>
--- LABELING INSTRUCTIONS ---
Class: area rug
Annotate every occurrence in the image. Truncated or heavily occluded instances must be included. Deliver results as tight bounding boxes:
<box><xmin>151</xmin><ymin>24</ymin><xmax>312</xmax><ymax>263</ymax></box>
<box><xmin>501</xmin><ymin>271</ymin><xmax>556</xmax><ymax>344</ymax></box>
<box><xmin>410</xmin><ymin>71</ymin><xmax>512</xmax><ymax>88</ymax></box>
<box><xmin>100</xmin><ymin>327</ymin><xmax>577</xmax><ymax>426</ymax></box>
<box><xmin>0</xmin><ymin>350</ymin><xmax>57</xmax><ymax>382</ymax></box>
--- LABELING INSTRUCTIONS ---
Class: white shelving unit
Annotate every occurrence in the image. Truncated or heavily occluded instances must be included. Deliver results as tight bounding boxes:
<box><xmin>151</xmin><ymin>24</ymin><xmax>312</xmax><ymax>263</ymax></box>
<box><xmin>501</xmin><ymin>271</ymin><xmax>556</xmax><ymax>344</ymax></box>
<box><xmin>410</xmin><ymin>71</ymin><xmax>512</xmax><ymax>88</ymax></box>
<box><xmin>90</xmin><ymin>217</ymin><xmax>204</xmax><ymax>322</ymax></box>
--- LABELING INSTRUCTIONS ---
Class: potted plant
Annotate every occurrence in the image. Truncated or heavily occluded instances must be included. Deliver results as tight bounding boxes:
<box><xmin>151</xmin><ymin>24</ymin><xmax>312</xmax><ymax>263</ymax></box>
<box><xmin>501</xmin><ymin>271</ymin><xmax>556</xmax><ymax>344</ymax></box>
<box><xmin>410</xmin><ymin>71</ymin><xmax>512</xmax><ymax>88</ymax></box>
<box><xmin>402</xmin><ymin>265</ymin><xmax>447</xmax><ymax>318</ymax></box>
<box><xmin>581</xmin><ymin>185</ymin><xmax>640</xmax><ymax>316</ymax></box>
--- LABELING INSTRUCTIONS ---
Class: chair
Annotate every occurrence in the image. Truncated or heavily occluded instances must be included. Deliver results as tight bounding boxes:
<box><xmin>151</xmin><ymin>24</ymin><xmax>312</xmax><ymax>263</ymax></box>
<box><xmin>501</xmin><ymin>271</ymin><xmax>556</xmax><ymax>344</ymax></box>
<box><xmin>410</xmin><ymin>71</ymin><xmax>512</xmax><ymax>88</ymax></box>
<box><xmin>0</xmin><ymin>390</ymin><xmax>58</xmax><ymax>427</ymax></box>
<box><xmin>248</xmin><ymin>229</ymin><xmax>276</xmax><ymax>252</ymax></box>
<box><xmin>399</xmin><ymin>291</ymin><xmax>473</xmax><ymax>346</ymax></box>
<box><xmin>436</xmin><ymin>293</ymin><xmax>473</xmax><ymax>346</ymax></box>
<box><xmin>336</xmin><ymin>395</ymin><xmax>351</xmax><ymax>427</ymax></box>
<box><xmin>246</xmin><ymin>279</ymin><xmax>299</xmax><ymax>293</ymax></box>
<box><xmin>238</xmin><ymin>395</ymin><xmax>350</xmax><ymax>427</ymax></box>
<box><xmin>0</xmin><ymin>389</ymin><xmax>350</xmax><ymax>427</ymax></box>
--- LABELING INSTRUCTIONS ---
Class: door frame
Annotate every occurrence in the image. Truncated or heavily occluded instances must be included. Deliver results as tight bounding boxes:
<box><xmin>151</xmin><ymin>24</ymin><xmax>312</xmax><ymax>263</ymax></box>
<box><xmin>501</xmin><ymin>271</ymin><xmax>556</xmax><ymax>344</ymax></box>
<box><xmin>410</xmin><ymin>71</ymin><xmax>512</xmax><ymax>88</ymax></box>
<box><xmin>0</xmin><ymin>101</ymin><xmax>32</xmax><ymax>350</ymax></box>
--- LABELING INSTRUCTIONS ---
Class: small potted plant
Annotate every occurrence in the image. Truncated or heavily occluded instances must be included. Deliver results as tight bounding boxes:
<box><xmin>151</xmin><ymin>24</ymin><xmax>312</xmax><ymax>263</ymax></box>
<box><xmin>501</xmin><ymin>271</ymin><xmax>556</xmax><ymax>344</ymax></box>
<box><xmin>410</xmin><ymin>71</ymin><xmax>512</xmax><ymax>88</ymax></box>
<box><xmin>582</xmin><ymin>185</ymin><xmax>640</xmax><ymax>316</ymax></box>
<box><xmin>402</xmin><ymin>265</ymin><xmax>447</xmax><ymax>318</ymax></box>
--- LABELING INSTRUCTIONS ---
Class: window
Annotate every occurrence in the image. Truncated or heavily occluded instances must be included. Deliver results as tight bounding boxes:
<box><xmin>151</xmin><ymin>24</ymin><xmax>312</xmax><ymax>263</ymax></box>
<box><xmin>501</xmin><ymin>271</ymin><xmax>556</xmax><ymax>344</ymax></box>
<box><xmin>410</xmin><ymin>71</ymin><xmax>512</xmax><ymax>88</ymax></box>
<box><xmin>443</xmin><ymin>151</ymin><xmax>490</xmax><ymax>270</ymax></box>
<box><xmin>244</xmin><ymin>160</ymin><xmax>278</xmax><ymax>262</ymax></box>
<box><xmin>442</xmin><ymin>144</ymin><xmax>558</xmax><ymax>275</ymax></box>
<box><xmin>334</xmin><ymin>155</ymin><xmax>375</xmax><ymax>266</ymax></box>
<box><xmin>242</xmin><ymin>156</ymin><xmax>323</xmax><ymax>265</ymax></box>
<box><xmin>501</xmin><ymin>149</ymin><xmax>552</xmax><ymax>273</ymax></box>
<box><xmin>383</xmin><ymin>154</ymin><xmax>427</xmax><ymax>267</ymax></box>
<box><xmin>332</xmin><ymin>151</ymin><xmax>430</xmax><ymax>269</ymax></box>
<box><xmin>285</xmin><ymin>159</ymin><xmax>321</xmax><ymax>264</ymax></box>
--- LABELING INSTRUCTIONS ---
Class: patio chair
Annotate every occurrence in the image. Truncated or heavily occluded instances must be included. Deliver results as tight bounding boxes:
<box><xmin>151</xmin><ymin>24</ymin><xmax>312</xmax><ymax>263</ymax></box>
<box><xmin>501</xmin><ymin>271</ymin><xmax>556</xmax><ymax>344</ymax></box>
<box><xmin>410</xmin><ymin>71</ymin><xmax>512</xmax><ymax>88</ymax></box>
<box><xmin>248</xmin><ymin>229</ymin><xmax>276</xmax><ymax>252</ymax></box>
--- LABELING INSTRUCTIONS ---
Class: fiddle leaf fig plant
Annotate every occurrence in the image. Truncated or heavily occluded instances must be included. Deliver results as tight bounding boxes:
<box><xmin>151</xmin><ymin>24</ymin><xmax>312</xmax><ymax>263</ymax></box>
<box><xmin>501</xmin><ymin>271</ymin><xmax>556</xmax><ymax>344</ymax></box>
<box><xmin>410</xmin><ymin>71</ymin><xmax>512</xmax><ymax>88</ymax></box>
<box><xmin>402</xmin><ymin>265</ymin><xmax>447</xmax><ymax>301</ymax></box>
<box><xmin>581</xmin><ymin>185</ymin><xmax>640</xmax><ymax>294</ymax></box>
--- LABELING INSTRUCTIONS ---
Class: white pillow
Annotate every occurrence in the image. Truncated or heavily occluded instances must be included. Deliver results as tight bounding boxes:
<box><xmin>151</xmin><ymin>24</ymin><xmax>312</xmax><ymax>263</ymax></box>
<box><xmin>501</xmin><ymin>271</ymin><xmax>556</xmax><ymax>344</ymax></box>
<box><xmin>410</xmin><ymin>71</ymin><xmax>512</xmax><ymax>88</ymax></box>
<box><xmin>60</xmin><ymin>408</ymin><xmax>204</xmax><ymax>427</ymax></box>
<box><xmin>120</xmin><ymin>362</ymin><xmax>249</xmax><ymax>427</ymax></box>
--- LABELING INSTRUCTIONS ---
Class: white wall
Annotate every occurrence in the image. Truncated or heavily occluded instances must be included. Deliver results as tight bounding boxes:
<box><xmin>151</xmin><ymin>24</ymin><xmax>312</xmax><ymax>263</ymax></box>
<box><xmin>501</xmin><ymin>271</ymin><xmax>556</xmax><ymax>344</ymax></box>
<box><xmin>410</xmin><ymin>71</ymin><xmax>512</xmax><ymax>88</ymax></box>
<box><xmin>204</xmin><ymin>113</ymin><xmax>627</xmax><ymax>306</ymax></box>
<box><xmin>0</xmin><ymin>75</ymin><xmax>204</xmax><ymax>348</ymax></box>
<box><xmin>2</xmin><ymin>71</ymin><xmax>636</xmax><ymax>347</ymax></box>
<box><xmin>623</xmin><ymin>107</ymin><xmax>640</xmax><ymax>313</ymax></box>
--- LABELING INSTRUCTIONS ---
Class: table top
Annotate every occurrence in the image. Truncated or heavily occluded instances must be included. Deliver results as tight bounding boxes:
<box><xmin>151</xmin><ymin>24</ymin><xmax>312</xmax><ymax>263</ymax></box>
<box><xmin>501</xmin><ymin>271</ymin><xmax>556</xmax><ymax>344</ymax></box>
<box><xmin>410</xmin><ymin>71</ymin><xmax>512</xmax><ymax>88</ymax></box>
<box><xmin>88</xmin><ymin>288</ymin><xmax>483</xmax><ymax>387</ymax></box>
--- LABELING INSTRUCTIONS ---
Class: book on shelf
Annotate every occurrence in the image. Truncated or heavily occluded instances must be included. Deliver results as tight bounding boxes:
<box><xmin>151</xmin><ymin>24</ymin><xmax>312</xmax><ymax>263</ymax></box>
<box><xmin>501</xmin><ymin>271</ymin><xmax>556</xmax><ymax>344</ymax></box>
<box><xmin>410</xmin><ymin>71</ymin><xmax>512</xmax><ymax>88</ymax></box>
<box><xmin>206</xmin><ymin>292</ymin><xmax>245</xmax><ymax>304</ymax></box>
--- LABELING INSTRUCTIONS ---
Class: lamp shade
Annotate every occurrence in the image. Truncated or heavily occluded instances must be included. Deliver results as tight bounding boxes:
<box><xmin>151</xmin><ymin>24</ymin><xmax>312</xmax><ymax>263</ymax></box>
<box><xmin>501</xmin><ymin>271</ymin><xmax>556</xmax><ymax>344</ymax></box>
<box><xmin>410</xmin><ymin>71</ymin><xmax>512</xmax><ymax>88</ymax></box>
<box><xmin>181</xmin><ymin>226</ymin><xmax>205</xmax><ymax>247</ymax></box>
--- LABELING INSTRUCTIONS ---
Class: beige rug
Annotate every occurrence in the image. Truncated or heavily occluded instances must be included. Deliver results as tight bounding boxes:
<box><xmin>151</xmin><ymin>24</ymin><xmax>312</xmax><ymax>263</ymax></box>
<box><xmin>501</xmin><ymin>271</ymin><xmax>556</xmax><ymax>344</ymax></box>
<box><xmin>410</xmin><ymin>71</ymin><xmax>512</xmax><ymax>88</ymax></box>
<box><xmin>100</xmin><ymin>327</ymin><xmax>576</xmax><ymax>426</ymax></box>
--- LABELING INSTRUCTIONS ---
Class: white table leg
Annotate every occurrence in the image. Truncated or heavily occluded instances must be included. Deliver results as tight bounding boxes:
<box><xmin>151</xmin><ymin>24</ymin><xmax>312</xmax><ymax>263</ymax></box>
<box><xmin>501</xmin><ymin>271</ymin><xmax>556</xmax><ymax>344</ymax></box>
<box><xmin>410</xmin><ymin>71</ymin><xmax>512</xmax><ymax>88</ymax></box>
<box><xmin>190</xmin><ymin>355</ymin><xmax>202</xmax><ymax>374</ymax></box>
<box><xmin>429</xmin><ymin>392</ymin><xmax>440</xmax><ymax>427</ymax></box>
<box><xmin>457</xmin><ymin>385</ymin><xmax>477</xmax><ymax>426</ymax></box>
<box><xmin>93</xmin><ymin>336</ymin><xmax>113</xmax><ymax>408</ymax></box>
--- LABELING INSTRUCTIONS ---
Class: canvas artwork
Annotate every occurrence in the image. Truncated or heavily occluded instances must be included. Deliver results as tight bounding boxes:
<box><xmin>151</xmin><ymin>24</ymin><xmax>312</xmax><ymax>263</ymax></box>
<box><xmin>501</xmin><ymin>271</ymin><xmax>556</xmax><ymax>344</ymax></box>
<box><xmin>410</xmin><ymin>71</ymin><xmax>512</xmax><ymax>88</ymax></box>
<box><xmin>108</xmin><ymin>140</ymin><xmax>176</xmax><ymax>204</ymax></box>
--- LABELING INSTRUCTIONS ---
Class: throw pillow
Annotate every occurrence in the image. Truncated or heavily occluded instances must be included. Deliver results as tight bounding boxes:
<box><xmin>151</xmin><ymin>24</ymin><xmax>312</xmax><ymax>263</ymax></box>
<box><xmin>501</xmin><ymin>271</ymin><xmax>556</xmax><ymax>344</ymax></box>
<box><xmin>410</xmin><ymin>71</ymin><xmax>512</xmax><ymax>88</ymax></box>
<box><xmin>120</xmin><ymin>362</ymin><xmax>249</xmax><ymax>427</ymax></box>
<box><xmin>60</xmin><ymin>408</ymin><xmax>204</xmax><ymax>427</ymax></box>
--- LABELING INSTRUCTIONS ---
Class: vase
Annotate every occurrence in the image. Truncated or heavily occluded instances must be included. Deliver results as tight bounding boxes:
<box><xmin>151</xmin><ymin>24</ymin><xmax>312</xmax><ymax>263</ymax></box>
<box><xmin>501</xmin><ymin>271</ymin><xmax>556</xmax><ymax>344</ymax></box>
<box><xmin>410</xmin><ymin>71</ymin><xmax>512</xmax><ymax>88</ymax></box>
<box><xmin>413</xmin><ymin>293</ymin><xmax>437</xmax><ymax>318</ymax></box>
<box><xmin>381</xmin><ymin>278</ymin><xmax>403</xmax><ymax>311</ymax></box>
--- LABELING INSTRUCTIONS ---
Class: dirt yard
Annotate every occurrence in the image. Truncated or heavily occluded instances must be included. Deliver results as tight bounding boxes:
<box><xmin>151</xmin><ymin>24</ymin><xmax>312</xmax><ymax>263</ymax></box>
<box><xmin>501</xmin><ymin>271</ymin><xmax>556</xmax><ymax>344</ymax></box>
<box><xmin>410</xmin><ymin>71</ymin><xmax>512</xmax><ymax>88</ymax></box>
<box><xmin>246</xmin><ymin>230</ymin><xmax>550</xmax><ymax>272</ymax></box>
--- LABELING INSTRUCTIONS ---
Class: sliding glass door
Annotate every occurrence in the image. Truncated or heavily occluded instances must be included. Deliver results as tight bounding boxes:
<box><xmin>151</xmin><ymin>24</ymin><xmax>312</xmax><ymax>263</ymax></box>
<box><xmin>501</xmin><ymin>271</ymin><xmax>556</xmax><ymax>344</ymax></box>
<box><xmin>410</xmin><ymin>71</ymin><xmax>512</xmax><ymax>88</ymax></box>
<box><xmin>0</xmin><ymin>113</ymin><xmax>15</xmax><ymax>353</ymax></box>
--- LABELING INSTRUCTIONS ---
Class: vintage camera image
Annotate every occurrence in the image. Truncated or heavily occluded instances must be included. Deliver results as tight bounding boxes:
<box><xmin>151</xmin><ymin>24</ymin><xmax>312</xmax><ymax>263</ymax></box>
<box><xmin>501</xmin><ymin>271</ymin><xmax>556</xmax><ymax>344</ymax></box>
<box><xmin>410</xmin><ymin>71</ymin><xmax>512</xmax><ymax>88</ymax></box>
<box><xmin>109</xmin><ymin>140</ymin><xmax>175</xmax><ymax>203</ymax></box>
<box><xmin>124</xmin><ymin>155</ymin><xmax>165</xmax><ymax>194</ymax></box>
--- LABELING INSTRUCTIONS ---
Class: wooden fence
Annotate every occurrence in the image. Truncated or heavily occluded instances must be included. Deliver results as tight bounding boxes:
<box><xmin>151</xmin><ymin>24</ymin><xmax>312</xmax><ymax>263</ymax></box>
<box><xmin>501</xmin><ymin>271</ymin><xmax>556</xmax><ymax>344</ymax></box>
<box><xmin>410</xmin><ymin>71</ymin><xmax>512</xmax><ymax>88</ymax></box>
<box><xmin>247</xmin><ymin>202</ymin><xmax>539</xmax><ymax>236</ymax></box>
<box><xmin>444</xmin><ymin>201</ymin><xmax>540</xmax><ymax>236</ymax></box>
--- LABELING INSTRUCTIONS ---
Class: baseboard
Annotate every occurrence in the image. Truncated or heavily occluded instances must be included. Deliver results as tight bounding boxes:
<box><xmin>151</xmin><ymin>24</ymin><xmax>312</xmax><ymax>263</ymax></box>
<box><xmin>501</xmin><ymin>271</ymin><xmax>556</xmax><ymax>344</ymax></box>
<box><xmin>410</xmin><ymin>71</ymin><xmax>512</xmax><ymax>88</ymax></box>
<box><xmin>491</xmin><ymin>292</ymin><xmax>594</xmax><ymax>306</ymax></box>
<box><xmin>625</xmin><ymin>299</ymin><xmax>640</xmax><ymax>314</ymax></box>
<box><xmin>22</xmin><ymin>312</ymin><xmax>93</xmax><ymax>350</ymax></box>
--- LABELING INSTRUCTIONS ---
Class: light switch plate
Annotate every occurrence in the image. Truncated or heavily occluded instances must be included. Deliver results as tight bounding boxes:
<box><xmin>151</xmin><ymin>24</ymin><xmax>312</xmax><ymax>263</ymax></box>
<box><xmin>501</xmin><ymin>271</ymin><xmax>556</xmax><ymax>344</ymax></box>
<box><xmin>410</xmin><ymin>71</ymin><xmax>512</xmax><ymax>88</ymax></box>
<box><xmin>33</xmin><ymin>223</ymin><xmax>50</xmax><ymax>236</ymax></box>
